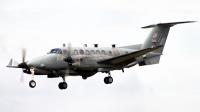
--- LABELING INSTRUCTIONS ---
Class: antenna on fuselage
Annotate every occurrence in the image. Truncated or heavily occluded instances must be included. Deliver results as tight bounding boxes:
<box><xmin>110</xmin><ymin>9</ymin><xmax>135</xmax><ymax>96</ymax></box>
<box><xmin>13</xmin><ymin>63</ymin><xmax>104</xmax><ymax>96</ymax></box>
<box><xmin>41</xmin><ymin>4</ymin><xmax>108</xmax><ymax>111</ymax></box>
<box><xmin>112</xmin><ymin>44</ymin><xmax>116</xmax><ymax>48</ymax></box>
<box><xmin>83</xmin><ymin>44</ymin><xmax>87</xmax><ymax>47</ymax></box>
<box><xmin>94</xmin><ymin>44</ymin><xmax>98</xmax><ymax>47</ymax></box>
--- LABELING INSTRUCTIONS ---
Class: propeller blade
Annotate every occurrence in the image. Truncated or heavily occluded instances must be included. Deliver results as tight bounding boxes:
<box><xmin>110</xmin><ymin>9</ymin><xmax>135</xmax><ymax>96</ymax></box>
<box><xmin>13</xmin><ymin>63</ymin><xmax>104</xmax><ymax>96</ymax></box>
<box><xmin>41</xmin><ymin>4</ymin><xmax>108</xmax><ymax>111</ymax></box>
<box><xmin>67</xmin><ymin>42</ymin><xmax>71</xmax><ymax>57</ymax></box>
<box><xmin>20</xmin><ymin>70</ymin><xmax>24</xmax><ymax>83</ymax></box>
<box><xmin>22</xmin><ymin>48</ymin><xmax>26</xmax><ymax>62</ymax></box>
<box><xmin>63</xmin><ymin>42</ymin><xmax>73</xmax><ymax>65</ymax></box>
<box><xmin>78</xmin><ymin>59</ymin><xmax>81</xmax><ymax>66</ymax></box>
<box><xmin>65</xmin><ymin>67</ymin><xmax>70</xmax><ymax>76</ymax></box>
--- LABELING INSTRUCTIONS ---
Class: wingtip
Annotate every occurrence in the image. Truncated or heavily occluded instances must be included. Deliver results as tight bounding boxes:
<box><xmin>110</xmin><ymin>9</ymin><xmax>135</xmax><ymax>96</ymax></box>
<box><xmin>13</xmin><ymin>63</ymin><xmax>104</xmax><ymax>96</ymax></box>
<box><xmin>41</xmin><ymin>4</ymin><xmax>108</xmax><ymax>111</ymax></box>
<box><xmin>141</xmin><ymin>21</ymin><xmax>197</xmax><ymax>29</ymax></box>
<box><xmin>189</xmin><ymin>21</ymin><xmax>197</xmax><ymax>23</ymax></box>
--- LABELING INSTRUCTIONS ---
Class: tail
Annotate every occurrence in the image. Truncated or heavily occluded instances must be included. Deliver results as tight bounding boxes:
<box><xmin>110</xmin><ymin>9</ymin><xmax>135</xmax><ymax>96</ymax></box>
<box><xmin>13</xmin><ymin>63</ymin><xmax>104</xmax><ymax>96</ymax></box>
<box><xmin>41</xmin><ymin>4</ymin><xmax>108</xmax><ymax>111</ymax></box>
<box><xmin>138</xmin><ymin>21</ymin><xmax>196</xmax><ymax>66</ymax></box>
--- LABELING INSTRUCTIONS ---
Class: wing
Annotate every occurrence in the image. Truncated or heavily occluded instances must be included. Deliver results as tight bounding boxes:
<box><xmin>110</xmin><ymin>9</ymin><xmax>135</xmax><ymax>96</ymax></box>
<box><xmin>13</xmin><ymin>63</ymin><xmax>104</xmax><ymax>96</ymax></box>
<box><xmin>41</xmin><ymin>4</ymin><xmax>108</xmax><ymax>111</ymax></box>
<box><xmin>97</xmin><ymin>46</ymin><xmax>162</xmax><ymax>64</ymax></box>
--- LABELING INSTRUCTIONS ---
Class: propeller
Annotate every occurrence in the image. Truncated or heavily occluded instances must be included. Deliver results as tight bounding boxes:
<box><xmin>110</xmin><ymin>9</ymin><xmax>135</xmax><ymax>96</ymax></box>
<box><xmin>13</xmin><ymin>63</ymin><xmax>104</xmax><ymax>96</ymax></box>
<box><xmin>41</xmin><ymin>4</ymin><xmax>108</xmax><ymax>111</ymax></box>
<box><xmin>63</xmin><ymin>43</ymin><xmax>73</xmax><ymax>64</ymax></box>
<box><xmin>64</xmin><ymin>43</ymin><xmax>72</xmax><ymax>76</ymax></box>
<box><xmin>18</xmin><ymin>48</ymin><xmax>28</xmax><ymax>83</ymax></box>
<box><xmin>63</xmin><ymin>43</ymin><xmax>83</xmax><ymax>76</ymax></box>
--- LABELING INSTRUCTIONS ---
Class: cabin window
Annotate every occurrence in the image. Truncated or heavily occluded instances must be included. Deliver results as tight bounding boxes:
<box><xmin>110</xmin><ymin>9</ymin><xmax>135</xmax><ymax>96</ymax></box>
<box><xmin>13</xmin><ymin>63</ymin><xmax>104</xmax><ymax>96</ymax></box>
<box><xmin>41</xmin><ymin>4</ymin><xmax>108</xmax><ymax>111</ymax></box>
<box><xmin>79</xmin><ymin>49</ymin><xmax>84</xmax><ymax>55</ymax></box>
<box><xmin>125</xmin><ymin>51</ymin><xmax>128</xmax><ymax>54</ymax></box>
<box><xmin>91</xmin><ymin>50</ymin><xmax>95</xmax><ymax>55</ymax></box>
<box><xmin>109</xmin><ymin>51</ymin><xmax>112</xmax><ymax>55</ymax></box>
<box><xmin>85</xmin><ymin>50</ymin><xmax>90</xmax><ymax>55</ymax></box>
<box><xmin>96</xmin><ymin>50</ymin><xmax>100</xmax><ymax>54</ymax></box>
<box><xmin>101</xmin><ymin>50</ymin><xmax>106</xmax><ymax>55</ymax></box>
<box><xmin>74</xmin><ymin>50</ymin><xmax>78</xmax><ymax>55</ymax></box>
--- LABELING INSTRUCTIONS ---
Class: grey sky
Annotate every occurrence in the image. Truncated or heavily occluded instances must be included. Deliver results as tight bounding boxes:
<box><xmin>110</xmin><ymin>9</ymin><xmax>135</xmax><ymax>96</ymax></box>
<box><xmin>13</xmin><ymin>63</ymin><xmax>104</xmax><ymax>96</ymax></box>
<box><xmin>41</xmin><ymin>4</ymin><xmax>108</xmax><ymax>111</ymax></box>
<box><xmin>0</xmin><ymin>0</ymin><xmax>200</xmax><ymax>112</ymax></box>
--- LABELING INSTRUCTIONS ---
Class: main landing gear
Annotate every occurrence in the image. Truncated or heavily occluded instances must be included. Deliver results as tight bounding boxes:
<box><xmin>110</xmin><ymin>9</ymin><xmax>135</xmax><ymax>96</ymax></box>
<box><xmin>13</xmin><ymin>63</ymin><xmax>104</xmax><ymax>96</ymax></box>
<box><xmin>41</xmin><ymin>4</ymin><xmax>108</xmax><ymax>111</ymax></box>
<box><xmin>58</xmin><ymin>76</ymin><xmax>68</xmax><ymax>90</ymax></box>
<box><xmin>104</xmin><ymin>72</ymin><xmax>113</xmax><ymax>84</ymax></box>
<box><xmin>29</xmin><ymin>68</ymin><xmax>36</xmax><ymax>88</ymax></box>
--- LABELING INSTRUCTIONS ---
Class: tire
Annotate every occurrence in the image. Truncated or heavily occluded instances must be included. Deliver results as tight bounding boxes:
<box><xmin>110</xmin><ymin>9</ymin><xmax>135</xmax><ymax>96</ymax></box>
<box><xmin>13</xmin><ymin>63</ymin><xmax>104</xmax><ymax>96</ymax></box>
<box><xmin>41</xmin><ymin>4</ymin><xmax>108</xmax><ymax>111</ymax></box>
<box><xmin>82</xmin><ymin>76</ymin><xmax>87</xmax><ymax>80</ymax></box>
<box><xmin>29</xmin><ymin>80</ymin><xmax>36</xmax><ymax>88</ymax></box>
<box><xmin>58</xmin><ymin>82</ymin><xmax>63</xmax><ymax>89</ymax></box>
<box><xmin>107</xmin><ymin>77</ymin><xmax>113</xmax><ymax>84</ymax></box>
<box><xmin>58</xmin><ymin>82</ymin><xmax>68</xmax><ymax>90</ymax></box>
<box><xmin>104</xmin><ymin>77</ymin><xmax>108</xmax><ymax>84</ymax></box>
<box><xmin>62</xmin><ymin>82</ymin><xmax>68</xmax><ymax>89</ymax></box>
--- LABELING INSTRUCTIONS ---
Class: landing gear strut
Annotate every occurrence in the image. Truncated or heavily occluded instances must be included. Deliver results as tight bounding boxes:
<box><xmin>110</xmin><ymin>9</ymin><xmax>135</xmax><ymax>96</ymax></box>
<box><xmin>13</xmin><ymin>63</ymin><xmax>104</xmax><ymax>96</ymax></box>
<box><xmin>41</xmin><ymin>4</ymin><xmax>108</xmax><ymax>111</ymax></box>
<box><xmin>58</xmin><ymin>76</ymin><xmax>68</xmax><ymax>90</ymax></box>
<box><xmin>29</xmin><ymin>68</ymin><xmax>36</xmax><ymax>88</ymax></box>
<box><xmin>104</xmin><ymin>72</ymin><xmax>113</xmax><ymax>84</ymax></box>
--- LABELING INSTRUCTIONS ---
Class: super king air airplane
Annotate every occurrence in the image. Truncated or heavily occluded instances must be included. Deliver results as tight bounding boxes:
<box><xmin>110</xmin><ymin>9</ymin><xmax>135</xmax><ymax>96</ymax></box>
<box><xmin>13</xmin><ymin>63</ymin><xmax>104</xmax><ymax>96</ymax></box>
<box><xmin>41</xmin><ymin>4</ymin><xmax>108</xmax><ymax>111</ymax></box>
<box><xmin>7</xmin><ymin>21</ymin><xmax>195</xmax><ymax>90</ymax></box>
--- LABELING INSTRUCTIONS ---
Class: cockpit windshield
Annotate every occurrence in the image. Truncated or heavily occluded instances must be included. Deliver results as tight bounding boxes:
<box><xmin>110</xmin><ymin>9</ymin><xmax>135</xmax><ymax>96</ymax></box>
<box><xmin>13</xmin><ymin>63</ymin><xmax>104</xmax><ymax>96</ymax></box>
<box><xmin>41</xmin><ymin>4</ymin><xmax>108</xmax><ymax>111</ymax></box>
<box><xmin>48</xmin><ymin>48</ymin><xmax>62</xmax><ymax>54</ymax></box>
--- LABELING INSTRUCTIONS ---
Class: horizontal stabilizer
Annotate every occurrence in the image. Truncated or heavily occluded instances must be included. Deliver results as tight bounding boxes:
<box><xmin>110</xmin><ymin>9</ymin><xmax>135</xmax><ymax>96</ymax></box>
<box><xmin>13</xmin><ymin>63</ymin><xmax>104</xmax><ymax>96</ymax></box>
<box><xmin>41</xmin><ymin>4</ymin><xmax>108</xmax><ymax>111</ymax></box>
<box><xmin>98</xmin><ymin>45</ymin><xmax>163</xmax><ymax>64</ymax></box>
<box><xmin>7</xmin><ymin>59</ymin><xmax>20</xmax><ymax>68</ymax></box>
<box><xmin>141</xmin><ymin>21</ymin><xmax>196</xmax><ymax>29</ymax></box>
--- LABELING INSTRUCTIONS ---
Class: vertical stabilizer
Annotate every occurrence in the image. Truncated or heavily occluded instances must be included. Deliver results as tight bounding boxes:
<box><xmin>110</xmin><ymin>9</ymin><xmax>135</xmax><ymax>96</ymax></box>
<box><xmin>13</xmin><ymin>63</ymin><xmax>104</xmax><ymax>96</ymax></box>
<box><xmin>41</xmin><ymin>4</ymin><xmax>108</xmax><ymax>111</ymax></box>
<box><xmin>138</xmin><ymin>21</ymin><xmax>196</xmax><ymax>66</ymax></box>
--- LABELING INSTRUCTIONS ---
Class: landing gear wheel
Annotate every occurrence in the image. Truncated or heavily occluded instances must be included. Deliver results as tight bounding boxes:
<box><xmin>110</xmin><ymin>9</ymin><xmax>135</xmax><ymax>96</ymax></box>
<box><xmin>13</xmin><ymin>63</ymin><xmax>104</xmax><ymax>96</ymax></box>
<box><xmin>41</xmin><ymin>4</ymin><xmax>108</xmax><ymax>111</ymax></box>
<box><xmin>104</xmin><ymin>77</ymin><xmax>109</xmax><ymax>84</ymax></box>
<box><xmin>104</xmin><ymin>77</ymin><xmax>113</xmax><ymax>84</ymax></box>
<box><xmin>62</xmin><ymin>82</ymin><xmax>67</xmax><ymax>89</ymax></box>
<box><xmin>58</xmin><ymin>82</ymin><xmax>63</xmax><ymax>89</ymax></box>
<box><xmin>58</xmin><ymin>82</ymin><xmax>68</xmax><ymax>90</ymax></box>
<box><xmin>82</xmin><ymin>76</ymin><xmax>87</xmax><ymax>80</ymax></box>
<box><xmin>107</xmin><ymin>77</ymin><xmax>113</xmax><ymax>84</ymax></box>
<box><xmin>29</xmin><ymin>80</ymin><xmax>36</xmax><ymax>88</ymax></box>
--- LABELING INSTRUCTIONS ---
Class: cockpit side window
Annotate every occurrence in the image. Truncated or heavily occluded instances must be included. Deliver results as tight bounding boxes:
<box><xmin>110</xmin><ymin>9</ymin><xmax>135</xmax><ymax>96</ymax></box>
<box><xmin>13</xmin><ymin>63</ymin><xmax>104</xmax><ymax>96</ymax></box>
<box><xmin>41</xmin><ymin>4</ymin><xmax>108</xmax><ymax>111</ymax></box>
<box><xmin>48</xmin><ymin>48</ymin><xmax>62</xmax><ymax>54</ymax></box>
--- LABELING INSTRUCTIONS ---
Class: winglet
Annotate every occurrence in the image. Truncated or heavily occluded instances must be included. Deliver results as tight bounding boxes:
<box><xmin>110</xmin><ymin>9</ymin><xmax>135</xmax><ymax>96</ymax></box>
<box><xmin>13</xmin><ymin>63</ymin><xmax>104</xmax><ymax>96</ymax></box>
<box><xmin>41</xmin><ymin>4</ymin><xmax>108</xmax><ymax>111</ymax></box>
<box><xmin>141</xmin><ymin>21</ymin><xmax>197</xmax><ymax>29</ymax></box>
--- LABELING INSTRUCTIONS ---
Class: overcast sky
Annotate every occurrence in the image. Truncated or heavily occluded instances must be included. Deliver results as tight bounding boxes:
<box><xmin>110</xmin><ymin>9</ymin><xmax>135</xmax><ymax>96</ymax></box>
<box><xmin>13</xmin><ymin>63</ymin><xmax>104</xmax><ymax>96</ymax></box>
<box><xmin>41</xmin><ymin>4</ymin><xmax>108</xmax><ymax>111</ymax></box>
<box><xmin>0</xmin><ymin>0</ymin><xmax>200</xmax><ymax>112</ymax></box>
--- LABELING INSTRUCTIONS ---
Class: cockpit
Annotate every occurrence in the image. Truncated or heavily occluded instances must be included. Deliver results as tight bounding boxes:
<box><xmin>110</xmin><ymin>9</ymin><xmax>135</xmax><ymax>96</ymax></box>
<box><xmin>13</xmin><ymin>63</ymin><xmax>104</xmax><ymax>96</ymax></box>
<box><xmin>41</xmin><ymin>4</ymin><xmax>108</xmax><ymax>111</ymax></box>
<box><xmin>48</xmin><ymin>48</ymin><xmax>62</xmax><ymax>54</ymax></box>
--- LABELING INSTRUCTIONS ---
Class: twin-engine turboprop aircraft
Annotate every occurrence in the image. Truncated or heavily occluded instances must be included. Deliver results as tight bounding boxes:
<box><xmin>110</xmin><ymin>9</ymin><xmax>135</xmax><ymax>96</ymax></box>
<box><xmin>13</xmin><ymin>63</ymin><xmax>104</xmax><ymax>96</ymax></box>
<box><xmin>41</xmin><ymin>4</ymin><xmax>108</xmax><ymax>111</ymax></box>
<box><xmin>7</xmin><ymin>21</ymin><xmax>195</xmax><ymax>90</ymax></box>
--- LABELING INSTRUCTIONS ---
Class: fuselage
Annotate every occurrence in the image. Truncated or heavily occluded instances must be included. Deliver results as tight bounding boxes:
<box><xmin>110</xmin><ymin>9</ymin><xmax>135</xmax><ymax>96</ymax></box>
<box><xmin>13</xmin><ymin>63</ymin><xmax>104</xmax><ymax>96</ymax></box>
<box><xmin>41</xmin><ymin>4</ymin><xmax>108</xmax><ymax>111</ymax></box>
<box><xmin>26</xmin><ymin>46</ymin><xmax>137</xmax><ymax>76</ymax></box>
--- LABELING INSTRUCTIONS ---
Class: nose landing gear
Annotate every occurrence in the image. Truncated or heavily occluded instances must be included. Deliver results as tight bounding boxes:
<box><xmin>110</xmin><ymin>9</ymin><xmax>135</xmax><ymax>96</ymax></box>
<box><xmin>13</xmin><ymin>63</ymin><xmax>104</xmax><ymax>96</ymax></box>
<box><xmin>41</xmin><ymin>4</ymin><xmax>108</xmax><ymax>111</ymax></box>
<box><xmin>29</xmin><ymin>80</ymin><xmax>36</xmax><ymax>88</ymax></box>
<box><xmin>29</xmin><ymin>68</ymin><xmax>36</xmax><ymax>88</ymax></box>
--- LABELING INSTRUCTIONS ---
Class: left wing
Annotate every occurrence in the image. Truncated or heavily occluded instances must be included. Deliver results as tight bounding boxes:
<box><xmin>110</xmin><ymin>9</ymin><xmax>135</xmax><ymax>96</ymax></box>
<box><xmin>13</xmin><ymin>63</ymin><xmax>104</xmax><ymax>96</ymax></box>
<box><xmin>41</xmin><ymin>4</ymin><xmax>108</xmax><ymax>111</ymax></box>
<box><xmin>97</xmin><ymin>46</ymin><xmax>162</xmax><ymax>65</ymax></box>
